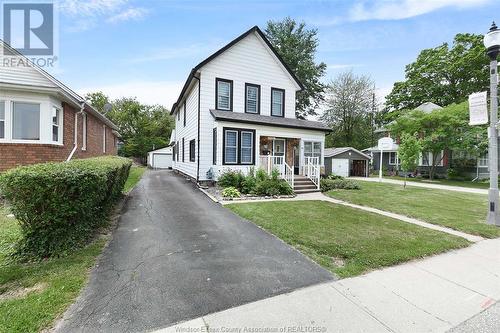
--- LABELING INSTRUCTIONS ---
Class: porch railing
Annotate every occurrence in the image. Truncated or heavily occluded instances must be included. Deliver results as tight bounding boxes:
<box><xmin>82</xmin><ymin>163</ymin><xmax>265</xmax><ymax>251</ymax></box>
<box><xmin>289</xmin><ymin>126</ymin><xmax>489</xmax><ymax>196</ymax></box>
<box><xmin>259</xmin><ymin>155</ymin><xmax>294</xmax><ymax>189</ymax></box>
<box><xmin>304</xmin><ymin>157</ymin><xmax>320</xmax><ymax>190</ymax></box>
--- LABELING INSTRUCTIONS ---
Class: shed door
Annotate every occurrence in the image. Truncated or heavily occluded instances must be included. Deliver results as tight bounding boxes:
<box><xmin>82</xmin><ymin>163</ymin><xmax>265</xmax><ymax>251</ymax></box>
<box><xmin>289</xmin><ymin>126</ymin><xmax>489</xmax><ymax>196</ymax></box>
<box><xmin>153</xmin><ymin>154</ymin><xmax>172</xmax><ymax>169</ymax></box>
<box><xmin>332</xmin><ymin>159</ymin><xmax>349</xmax><ymax>177</ymax></box>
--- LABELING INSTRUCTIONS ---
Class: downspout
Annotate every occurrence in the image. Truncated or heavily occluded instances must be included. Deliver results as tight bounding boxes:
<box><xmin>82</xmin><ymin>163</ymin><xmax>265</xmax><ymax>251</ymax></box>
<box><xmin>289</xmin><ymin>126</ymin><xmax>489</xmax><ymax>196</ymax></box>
<box><xmin>194</xmin><ymin>75</ymin><xmax>201</xmax><ymax>183</ymax></box>
<box><xmin>66</xmin><ymin>102</ymin><xmax>85</xmax><ymax>161</ymax></box>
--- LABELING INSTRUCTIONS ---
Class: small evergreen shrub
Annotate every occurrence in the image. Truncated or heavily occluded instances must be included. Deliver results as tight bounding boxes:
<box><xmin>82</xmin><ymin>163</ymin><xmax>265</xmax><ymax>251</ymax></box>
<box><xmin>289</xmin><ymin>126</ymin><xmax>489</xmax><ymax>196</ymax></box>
<box><xmin>217</xmin><ymin>170</ymin><xmax>245</xmax><ymax>188</ymax></box>
<box><xmin>0</xmin><ymin>156</ymin><xmax>132</xmax><ymax>259</ymax></box>
<box><xmin>320</xmin><ymin>178</ymin><xmax>361</xmax><ymax>192</ymax></box>
<box><xmin>222</xmin><ymin>187</ymin><xmax>241</xmax><ymax>198</ymax></box>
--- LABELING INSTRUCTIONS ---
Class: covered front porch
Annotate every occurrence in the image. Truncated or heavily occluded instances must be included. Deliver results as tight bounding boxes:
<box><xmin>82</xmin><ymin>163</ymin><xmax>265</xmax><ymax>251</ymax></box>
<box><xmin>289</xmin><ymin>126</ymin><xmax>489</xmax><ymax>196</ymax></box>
<box><xmin>257</xmin><ymin>136</ymin><xmax>321</xmax><ymax>191</ymax></box>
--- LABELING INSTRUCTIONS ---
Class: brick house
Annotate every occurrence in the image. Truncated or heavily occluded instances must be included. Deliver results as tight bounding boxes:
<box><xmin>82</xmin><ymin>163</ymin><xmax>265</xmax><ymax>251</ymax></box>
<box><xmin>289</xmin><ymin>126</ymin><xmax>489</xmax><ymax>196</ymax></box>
<box><xmin>0</xmin><ymin>41</ymin><xmax>119</xmax><ymax>172</ymax></box>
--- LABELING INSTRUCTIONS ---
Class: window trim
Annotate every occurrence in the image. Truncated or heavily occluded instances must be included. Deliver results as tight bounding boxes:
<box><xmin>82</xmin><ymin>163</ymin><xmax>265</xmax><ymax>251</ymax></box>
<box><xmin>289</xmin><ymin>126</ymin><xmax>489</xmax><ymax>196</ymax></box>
<box><xmin>215</xmin><ymin>78</ymin><xmax>233</xmax><ymax>111</ymax></box>
<box><xmin>0</xmin><ymin>100</ymin><xmax>5</xmax><ymax>139</ymax></box>
<box><xmin>270</xmin><ymin>87</ymin><xmax>285</xmax><ymax>117</ymax></box>
<box><xmin>222</xmin><ymin>127</ymin><xmax>256</xmax><ymax>165</ymax></box>
<box><xmin>244</xmin><ymin>83</ymin><xmax>261</xmax><ymax>114</ymax></box>
<box><xmin>52</xmin><ymin>106</ymin><xmax>62</xmax><ymax>143</ymax></box>
<box><xmin>182</xmin><ymin>137</ymin><xmax>185</xmax><ymax>162</ymax></box>
<box><xmin>183</xmin><ymin>103</ymin><xmax>186</xmax><ymax>127</ymax></box>
<box><xmin>189</xmin><ymin>139</ymin><xmax>196</xmax><ymax>162</ymax></box>
<box><xmin>240</xmin><ymin>131</ymin><xmax>254</xmax><ymax>164</ymax></box>
<box><xmin>388</xmin><ymin>152</ymin><xmax>400</xmax><ymax>165</ymax></box>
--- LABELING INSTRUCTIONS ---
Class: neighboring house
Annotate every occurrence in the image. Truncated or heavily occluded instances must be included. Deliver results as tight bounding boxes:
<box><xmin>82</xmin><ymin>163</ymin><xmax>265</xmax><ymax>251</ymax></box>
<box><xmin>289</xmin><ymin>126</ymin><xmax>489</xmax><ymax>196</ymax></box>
<box><xmin>147</xmin><ymin>147</ymin><xmax>173</xmax><ymax>169</ymax></box>
<box><xmin>169</xmin><ymin>26</ymin><xmax>330</xmax><ymax>191</ymax></box>
<box><xmin>324</xmin><ymin>147</ymin><xmax>370</xmax><ymax>177</ymax></box>
<box><xmin>0</xmin><ymin>41</ymin><xmax>118</xmax><ymax>172</ymax></box>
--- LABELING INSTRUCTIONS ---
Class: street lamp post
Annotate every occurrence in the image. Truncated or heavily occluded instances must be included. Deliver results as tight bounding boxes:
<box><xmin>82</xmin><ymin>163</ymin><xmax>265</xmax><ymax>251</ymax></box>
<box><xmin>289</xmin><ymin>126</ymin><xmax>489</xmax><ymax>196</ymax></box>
<box><xmin>484</xmin><ymin>22</ymin><xmax>500</xmax><ymax>226</ymax></box>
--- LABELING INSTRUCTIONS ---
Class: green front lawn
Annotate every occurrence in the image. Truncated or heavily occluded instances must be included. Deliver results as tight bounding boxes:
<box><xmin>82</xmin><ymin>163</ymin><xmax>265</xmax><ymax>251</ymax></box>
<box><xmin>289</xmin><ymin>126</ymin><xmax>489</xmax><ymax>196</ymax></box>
<box><xmin>0</xmin><ymin>206</ymin><xmax>106</xmax><ymax>333</ymax></box>
<box><xmin>327</xmin><ymin>182</ymin><xmax>500</xmax><ymax>238</ymax></box>
<box><xmin>0</xmin><ymin>165</ymin><xmax>146</xmax><ymax>332</ymax></box>
<box><xmin>370</xmin><ymin>175</ymin><xmax>490</xmax><ymax>189</ymax></box>
<box><xmin>123</xmin><ymin>166</ymin><xmax>146</xmax><ymax>193</ymax></box>
<box><xmin>227</xmin><ymin>201</ymin><xmax>469</xmax><ymax>278</ymax></box>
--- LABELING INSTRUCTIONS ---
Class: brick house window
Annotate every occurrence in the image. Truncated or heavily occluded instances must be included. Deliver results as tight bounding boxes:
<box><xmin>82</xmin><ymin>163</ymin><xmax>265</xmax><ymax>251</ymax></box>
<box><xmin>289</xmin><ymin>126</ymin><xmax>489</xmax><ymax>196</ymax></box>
<box><xmin>0</xmin><ymin>101</ymin><xmax>4</xmax><ymax>139</ymax></box>
<box><xmin>12</xmin><ymin>102</ymin><xmax>40</xmax><ymax>140</ymax></box>
<box><xmin>52</xmin><ymin>107</ymin><xmax>61</xmax><ymax>142</ymax></box>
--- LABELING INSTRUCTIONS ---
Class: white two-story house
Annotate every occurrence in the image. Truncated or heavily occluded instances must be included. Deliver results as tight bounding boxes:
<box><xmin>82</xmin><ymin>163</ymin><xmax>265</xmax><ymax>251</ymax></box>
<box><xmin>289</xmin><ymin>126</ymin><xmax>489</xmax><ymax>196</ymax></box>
<box><xmin>169</xmin><ymin>26</ymin><xmax>330</xmax><ymax>191</ymax></box>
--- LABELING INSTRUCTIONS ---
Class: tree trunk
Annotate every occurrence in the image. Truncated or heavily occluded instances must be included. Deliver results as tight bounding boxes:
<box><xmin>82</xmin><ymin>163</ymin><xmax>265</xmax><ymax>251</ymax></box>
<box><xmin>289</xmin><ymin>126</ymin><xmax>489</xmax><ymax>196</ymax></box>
<box><xmin>404</xmin><ymin>174</ymin><xmax>407</xmax><ymax>188</ymax></box>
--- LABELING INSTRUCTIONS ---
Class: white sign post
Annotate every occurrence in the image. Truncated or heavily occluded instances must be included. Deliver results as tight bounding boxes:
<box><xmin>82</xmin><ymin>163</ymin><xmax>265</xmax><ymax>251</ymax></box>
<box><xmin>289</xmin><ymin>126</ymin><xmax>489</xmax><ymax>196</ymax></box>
<box><xmin>377</xmin><ymin>137</ymin><xmax>394</xmax><ymax>182</ymax></box>
<box><xmin>469</xmin><ymin>91</ymin><xmax>488</xmax><ymax>125</ymax></box>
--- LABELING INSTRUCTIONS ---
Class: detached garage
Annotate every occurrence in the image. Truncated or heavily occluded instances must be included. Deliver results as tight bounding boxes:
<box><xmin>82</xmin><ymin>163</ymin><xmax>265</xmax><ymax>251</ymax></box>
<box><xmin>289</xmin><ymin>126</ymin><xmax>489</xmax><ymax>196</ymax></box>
<box><xmin>324</xmin><ymin>147</ymin><xmax>371</xmax><ymax>177</ymax></box>
<box><xmin>147</xmin><ymin>147</ymin><xmax>173</xmax><ymax>169</ymax></box>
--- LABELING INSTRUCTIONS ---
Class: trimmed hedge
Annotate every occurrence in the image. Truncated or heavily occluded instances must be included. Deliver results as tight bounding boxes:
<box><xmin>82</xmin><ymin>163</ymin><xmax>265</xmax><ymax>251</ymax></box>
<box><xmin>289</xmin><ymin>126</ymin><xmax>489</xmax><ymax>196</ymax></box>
<box><xmin>0</xmin><ymin>156</ymin><xmax>132</xmax><ymax>258</ymax></box>
<box><xmin>320</xmin><ymin>178</ymin><xmax>361</xmax><ymax>192</ymax></box>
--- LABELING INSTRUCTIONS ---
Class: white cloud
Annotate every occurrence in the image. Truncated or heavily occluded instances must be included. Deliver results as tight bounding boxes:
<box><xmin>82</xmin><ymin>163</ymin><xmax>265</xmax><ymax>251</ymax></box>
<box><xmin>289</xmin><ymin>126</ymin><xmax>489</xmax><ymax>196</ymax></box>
<box><xmin>350</xmin><ymin>0</ymin><xmax>491</xmax><ymax>22</ymax></box>
<box><xmin>78</xmin><ymin>81</ymin><xmax>184</xmax><ymax>109</ymax></box>
<box><xmin>310</xmin><ymin>0</ymin><xmax>491</xmax><ymax>26</ymax></box>
<box><xmin>107</xmin><ymin>7</ymin><xmax>148</xmax><ymax>24</ymax></box>
<box><xmin>328</xmin><ymin>64</ymin><xmax>364</xmax><ymax>70</ymax></box>
<box><xmin>58</xmin><ymin>0</ymin><xmax>149</xmax><ymax>31</ymax></box>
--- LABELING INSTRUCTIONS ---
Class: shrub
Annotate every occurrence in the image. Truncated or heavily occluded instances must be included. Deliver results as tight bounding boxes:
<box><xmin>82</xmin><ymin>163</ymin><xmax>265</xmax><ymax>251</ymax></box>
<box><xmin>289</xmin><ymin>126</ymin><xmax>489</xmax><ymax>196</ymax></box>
<box><xmin>320</xmin><ymin>178</ymin><xmax>361</xmax><ymax>192</ymax></box>
<box><xmin>254</xmin><ymin>179</ymin><xmax>293</xmax><ymax>196</ymax></box>
<box><xmin>0</xmin><ymin>156</ymin><xmax>132</xmax><ymax>259</ymax></box>
<box><xmin>241</xmin><ymin>167</ymin><xmax>256</xmax><ymax>194</ymax></box>
<box><xmin>325</xmin><ymin>174</ymin><xmax>343</xmax><ymax>180</ymax></box>
<box><xmin>222</xmin><ymin>187</ymin><xmax>241</xmax><ymax>198</ymax></box>
<box><xmin>218</xmin><ymin>170</ymin><xmax>244</xmax><ymax>188</ymax></box>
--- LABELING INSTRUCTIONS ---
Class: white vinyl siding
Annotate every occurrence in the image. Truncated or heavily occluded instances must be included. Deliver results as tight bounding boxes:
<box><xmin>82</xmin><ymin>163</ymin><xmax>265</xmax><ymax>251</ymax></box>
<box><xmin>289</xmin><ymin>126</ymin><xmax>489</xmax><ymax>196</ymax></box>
<box><xmin>224</xmin><ymin>130</ymin><xmax>238</xmax><ymax>164</ymax></box>
<box><xmin>12</xmin><ymin>102</ymin><xmax>40</xmax><ymax>140</ymax></box>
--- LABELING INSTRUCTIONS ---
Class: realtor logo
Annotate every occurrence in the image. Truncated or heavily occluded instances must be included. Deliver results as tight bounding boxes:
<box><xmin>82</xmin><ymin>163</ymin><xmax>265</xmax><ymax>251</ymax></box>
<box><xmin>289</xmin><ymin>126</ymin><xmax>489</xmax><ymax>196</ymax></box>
<box><xmin>2</xmin><ymin>2</ymin><xmax>54</xmax><ymax>55</ymax></box>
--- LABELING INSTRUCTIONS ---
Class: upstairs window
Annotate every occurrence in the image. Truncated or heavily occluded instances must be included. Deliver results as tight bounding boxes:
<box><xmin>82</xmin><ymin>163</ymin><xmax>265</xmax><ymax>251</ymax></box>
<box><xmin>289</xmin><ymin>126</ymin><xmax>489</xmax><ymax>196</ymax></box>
<box><xmin>12</xmin><ymin>102</ymin><xmax>40</xmax><ymax>140</ymax></box>
<box><xmin>271</xmin><ymin>88</ymin><xmax>285</xmax><ymax>117</ymax></box>
<box><xmin>245</xmin><ymin>84</ymin><xmax>260</xmax><ymax>114</ymax></box>
<box><xmin>183</xmin><ymin>103</ymin><xmax>186</xmax><ymax>127</ymax></box>
<box><xmin>0</xmin><ymin>101</ymin><xmax>4</xmax><ymax>139</ymax></box>
<box><xmin>216</xmin><ymin>78</ymin><xmax>232</xmax><ymax>111</ymax></box>
<box><xmin>52</xmin><ymin>107</ymin><xmax>61</xmax><ymax>142</ymax></box>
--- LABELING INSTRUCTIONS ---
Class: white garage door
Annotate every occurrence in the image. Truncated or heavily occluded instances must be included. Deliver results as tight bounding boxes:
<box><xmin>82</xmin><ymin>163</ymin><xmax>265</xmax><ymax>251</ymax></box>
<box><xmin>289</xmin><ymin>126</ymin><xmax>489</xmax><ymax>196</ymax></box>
<box><xmin>152</xmin><ymin>153</ymin><xmax>172</xmax><ymax>169</ymax></box>
<box><xmin>332</xmin><ymin>159</ymin><xmax>349</xmax><ymax>177</ymax></box>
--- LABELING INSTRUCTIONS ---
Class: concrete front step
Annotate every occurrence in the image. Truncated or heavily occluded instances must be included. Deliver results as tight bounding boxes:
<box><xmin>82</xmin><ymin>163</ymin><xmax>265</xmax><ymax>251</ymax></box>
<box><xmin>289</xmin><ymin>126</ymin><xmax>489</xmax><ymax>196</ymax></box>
<box><xmin>294</xmin><ymin>188</ymin><xmax>321</xmax><ymax>194</ymax></box>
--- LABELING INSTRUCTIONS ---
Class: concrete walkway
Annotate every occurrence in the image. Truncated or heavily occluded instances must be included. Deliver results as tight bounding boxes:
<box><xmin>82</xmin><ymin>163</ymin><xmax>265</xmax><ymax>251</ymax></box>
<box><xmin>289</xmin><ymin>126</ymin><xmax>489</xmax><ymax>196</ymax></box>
<box><xmin>350</xmin><ymin>177</ymin><xmax>488</xmax><ymax>195</ymax></box>
<box><xmin>221</xmin><ymin>192</ymin><xmax>484</xmax><ymax>243</ymax></box>
<box><xmin>156</xmin><ymin>238</ymin><xmax>500</xmax><ymax>333</ymax></box>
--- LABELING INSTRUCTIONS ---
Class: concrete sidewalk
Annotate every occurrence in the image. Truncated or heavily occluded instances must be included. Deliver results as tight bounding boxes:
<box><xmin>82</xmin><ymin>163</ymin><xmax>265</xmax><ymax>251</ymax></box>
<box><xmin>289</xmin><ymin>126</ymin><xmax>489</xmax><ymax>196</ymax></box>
<box><xmin>156</xmin><ymin>238</ymin><xmax>500</xmax><ymax>333</ymax></box>
<box><xmin>351</xmin><ymin>177</ymin><xmax>488</xmax><ymax>195</ymax></box>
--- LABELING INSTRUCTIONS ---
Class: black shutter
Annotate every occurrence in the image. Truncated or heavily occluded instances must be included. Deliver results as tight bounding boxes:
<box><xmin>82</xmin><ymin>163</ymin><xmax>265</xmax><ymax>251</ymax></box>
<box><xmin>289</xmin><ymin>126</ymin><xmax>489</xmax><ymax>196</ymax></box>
<box><xmin>213</xmin><ymin>128</ymin><xmax>217</xmax><ymax>164</ymax></box>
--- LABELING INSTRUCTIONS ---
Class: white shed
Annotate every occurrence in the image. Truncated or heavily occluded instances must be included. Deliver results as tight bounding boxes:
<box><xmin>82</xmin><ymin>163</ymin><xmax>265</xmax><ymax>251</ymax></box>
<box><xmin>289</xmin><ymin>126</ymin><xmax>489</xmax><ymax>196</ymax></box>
<box><xmin>147</xmin><ymin>147</ymin><xmax>173</xmax><ymax>169</ymax></box>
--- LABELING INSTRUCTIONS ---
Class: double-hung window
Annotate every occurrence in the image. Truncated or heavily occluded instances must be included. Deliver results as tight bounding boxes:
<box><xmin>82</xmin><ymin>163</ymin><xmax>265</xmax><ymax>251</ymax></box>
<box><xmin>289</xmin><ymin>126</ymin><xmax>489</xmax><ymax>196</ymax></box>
<box><xmin>189</xmin><ymin>139</ymin><xmax>195</xmax><ymax>162</ymax></box>
<box><xmin>216</xmin><ymin>78</ymin><xmax>232</xmax><ymax>111</ymax></box>
<box><xmin>304</xmin><ymin>141</ymin><xmax>321</xmax><ymax>164</ymax></box>
<box><xmin>224</xmin><ymin>130</ymin><xmax>238</xmax><ymax>164</ymax></box>
<box><xmin>52</xmin><ymin>107</ymin><xmax>61</xmax><ymax>142</ymax></box>
<box><xmin>0</xmin><ymin>101</ymin><xmax>4</xmax><ymax>139</ymax></box>
<box><xmin>12</xmin><ymin>102</ymin><xmax>40</xmax><ymax>140</ymax></box>
<box><xmin>389</xmin><ymin>152</ymin><xmax>400</xmax><ymax>165</ymax></box>
<box><xmin>271</xmin><ymin>88</ymin><xmax>285</xmax><ymax>117</ymax></box>
<box><xmin>245</xmin><ymin>83</ymin><xmax>260</xmax><ymax>114</ymax></box>
<box><xmin>223</xmin><ymin>128</ymin><xmax>255</xmax><ymax>165</ymax></box>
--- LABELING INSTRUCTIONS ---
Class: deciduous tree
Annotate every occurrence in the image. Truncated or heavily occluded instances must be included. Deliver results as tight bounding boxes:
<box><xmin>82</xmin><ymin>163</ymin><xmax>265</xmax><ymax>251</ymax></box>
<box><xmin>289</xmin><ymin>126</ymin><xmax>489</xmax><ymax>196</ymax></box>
<box><xmin>398</xmin><ymin>133</ymin><xmax>421</xmax><ymax>188</ymax></box>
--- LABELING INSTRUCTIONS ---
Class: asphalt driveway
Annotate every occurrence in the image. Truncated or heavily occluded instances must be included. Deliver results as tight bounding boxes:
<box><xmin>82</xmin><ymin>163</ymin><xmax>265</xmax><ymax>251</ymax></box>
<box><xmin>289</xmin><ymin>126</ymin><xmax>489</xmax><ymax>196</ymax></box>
<box><xmin>56</xmin><ymin>170</ymin><xmax>333</xmax><ymax>333</ymax></box>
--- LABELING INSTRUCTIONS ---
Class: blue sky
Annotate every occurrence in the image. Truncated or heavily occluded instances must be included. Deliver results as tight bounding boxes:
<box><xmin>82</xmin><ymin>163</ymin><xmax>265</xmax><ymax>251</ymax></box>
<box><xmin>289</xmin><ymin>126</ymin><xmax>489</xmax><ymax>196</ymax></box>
<box><xmin>47</xmin><ymin>0</ymin><xmax>499</xmax><ymax>112</ymax></box>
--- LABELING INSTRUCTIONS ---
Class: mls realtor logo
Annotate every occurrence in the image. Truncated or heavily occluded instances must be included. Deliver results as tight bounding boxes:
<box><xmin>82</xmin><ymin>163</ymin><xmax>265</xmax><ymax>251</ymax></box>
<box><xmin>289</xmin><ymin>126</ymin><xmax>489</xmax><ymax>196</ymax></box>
<box><xmin>1</xmin><ymin>0</ymin><xmax>58</xmax><ymax>67</ymax></box>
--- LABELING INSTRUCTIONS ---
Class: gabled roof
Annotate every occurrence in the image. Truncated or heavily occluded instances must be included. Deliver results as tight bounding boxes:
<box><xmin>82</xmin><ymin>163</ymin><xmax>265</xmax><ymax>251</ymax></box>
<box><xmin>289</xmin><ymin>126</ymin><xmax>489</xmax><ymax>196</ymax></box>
<box><xmin>210</xmin><ymin>109</ymin><xmax>330</xmax><ymax>132</ymax></box>
<box><xmin>324</xmin><ymin>147</ymin><xmax>371</xmax><ymax>159</ymax></box>
<box><xmin>170</xmin><ymin>26</ymin><xmax>305</xmax><ymax>115</ymax></box>
<box><xmin>0</xmin><ymin>40</ymin><xmax>118</xmax><ymax>130</ymax></box>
